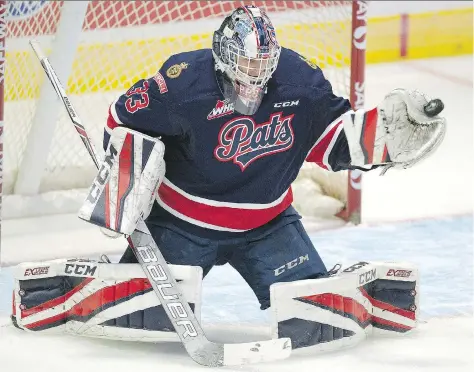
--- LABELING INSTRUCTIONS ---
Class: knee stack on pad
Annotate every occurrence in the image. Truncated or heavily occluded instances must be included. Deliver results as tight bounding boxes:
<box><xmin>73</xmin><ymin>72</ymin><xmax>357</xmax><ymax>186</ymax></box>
<box><xmin>11</xmin><ymin>258</ymin><xmax>202</xmax><ymax>342</ymax></box>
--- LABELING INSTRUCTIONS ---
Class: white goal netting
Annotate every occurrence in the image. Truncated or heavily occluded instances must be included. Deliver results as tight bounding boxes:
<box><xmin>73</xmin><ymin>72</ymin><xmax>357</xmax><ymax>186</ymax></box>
<box><xmin>4</xmin><ymin>1</ymin><xmax>364</xmax><ymax>220</ymax></box>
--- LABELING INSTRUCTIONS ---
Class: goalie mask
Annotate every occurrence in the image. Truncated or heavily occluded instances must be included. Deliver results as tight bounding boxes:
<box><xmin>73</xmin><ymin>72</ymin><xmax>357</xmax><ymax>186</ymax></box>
<box><xmin>212</xmin><ymin>5</ymin><xmax>281</xmax><ymax>115</ymax></box>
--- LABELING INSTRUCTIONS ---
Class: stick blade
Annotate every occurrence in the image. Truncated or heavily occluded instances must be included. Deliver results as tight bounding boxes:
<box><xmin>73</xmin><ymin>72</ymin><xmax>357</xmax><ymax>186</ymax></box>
<box><xmin>29</xmin><ymin>39</ymin><xmax>46</xmax><ymax>61</ymax></box>
<box><xmin>222</xmin><ymin>337</ymin><xmax>292</xmax><ymax>366</ymax></box>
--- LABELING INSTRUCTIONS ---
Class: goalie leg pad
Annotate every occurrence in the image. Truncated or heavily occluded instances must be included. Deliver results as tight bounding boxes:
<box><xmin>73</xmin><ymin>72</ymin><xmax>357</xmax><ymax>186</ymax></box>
<box><xmin>12</xmin><ymin>258</ymin><xmax>202</xmax><ymax>343</ymax></box>
<box><xmin>270</xmin><ymin>261</ymin><xmax>418</xmax><ymax>351</ymax></box>
<box><xmin>79</xmin><ymin>126</ymin><xmax>166</xmax><ymax>235</ymax></box>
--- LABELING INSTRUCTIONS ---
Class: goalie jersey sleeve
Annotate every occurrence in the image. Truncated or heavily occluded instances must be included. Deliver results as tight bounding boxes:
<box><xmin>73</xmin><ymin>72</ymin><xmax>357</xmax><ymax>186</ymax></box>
<box><xmin>273</xmin><ymin>49</ymin><xmax>357</xmax><ymax>172</ymax></box>
<box><xmin>104</xmin><ymin>72</ymin><xmax>186</xmax><ymax>151</ymax></box>
<box><xmin>306</xmin><ymin>81</ymin><xmax>352</xmax><ymax>172</ymax></box>
<box><xmin>302</xmin><ymin>73</ymin><xmax>355</xmax><ymax>172</ymax></box>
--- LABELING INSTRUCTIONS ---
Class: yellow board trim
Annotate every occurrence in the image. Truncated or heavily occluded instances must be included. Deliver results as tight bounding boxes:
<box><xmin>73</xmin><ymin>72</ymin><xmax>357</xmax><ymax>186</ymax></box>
<box><xmin>6</xmin><ymin>7</ymin><xmax>473</xmax><ymax>101</ymax></box>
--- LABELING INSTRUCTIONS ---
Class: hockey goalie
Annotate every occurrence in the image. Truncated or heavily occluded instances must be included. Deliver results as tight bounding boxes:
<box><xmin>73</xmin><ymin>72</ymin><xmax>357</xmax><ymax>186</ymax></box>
<box><xmin>13</xmin><ymin>4</ymin><xmax>445</xmax><ymax>358</ymax></box>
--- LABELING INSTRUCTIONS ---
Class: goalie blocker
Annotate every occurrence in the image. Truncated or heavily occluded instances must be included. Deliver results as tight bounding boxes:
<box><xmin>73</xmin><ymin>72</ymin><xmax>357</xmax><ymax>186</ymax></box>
<box><xmin>12</xmin><ymin>259</ymin><xmax>418</xmax><ymax>350</ymax></box>
<box><xmin>78</xmin><ymin>126</ymin><xmax>165</xmax><ymax>235</ymax></box>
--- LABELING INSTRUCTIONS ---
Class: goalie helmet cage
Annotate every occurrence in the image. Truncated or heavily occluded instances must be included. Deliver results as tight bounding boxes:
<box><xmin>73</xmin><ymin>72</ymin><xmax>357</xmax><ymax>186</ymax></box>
<box><xmin>2</xmin><ymin>0</ymin><xmax>366</xmax><ymax>223</ymax></box>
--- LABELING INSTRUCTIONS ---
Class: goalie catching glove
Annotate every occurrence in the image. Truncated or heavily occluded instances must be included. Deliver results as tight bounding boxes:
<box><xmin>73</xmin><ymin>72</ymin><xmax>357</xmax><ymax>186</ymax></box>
<box><xmin>78</xmin><ymin>126</ymin><xmax>165</xmax><ymax>235</ymax></box>
<box><xmin>343</xmin><ymin>88</ymin><xmax>446</xmax><ymax>173</ymax></box>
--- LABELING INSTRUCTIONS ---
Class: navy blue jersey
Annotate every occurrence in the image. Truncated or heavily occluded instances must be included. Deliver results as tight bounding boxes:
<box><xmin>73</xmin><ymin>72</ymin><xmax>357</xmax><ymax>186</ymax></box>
<box><xmin>105</xmin><ymin>47</ymin><xmax>352</xmax><ymax>236</ymax></box>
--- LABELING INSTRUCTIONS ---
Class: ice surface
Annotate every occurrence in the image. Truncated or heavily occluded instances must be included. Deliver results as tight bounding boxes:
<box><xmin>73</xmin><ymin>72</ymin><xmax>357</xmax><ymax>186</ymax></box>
<box><xmin>0</xmin><ymin>317</ymin><xmax>472</xmax><ymax>372</ymax></box>
<box><xmin>0</xmin><ymin>55</ymin><xmax>473</xmax><ymax>370</ymax></box>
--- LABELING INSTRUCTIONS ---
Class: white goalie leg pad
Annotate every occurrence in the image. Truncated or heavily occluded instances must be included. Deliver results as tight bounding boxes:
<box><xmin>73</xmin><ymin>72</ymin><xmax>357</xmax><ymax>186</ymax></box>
<box><xmin>270</xmin><ymin>261</ymin><xmax>418</xmax><ymax>351</ymax></box>
<box><xmin>12</xmin><ymin>259</ymin><xmax>202</xmax><ymax>343</ymax></box>
<box><xmin>79</xmin><ymin>126</ymin><xmax>165</xmax><ymax>235</ymax></box>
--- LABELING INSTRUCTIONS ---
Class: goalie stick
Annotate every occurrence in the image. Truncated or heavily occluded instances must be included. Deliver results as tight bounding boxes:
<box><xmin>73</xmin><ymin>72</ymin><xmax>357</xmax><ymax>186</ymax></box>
<box><xmin>29</xmin><ymin>40</ymin><xmax>291</xmax><ymax>367</ymax></box>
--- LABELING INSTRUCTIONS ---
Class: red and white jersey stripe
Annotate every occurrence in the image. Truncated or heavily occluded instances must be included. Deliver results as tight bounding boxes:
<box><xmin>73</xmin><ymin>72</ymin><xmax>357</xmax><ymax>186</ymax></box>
<box><xmin>106</xmin><ymin>98</ymin><xmax>122</xmax><ymax>131</ymax></box>
<box><xmin>305</xmin><ymin>113</ymin><xmax>351</xmax><ymax>171</ymax></box>
<box><xmin>156</xmin><ymin>178</ymin><xmax>294</xmax><ymax>232</ymax></box>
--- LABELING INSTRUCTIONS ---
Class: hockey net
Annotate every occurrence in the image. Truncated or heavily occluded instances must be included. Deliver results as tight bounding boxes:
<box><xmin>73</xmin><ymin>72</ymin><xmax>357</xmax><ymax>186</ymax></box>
<box><xmin>3</xmin><ymin>1</ymin><xmax>366</xmax><ymax>223</ymax></box>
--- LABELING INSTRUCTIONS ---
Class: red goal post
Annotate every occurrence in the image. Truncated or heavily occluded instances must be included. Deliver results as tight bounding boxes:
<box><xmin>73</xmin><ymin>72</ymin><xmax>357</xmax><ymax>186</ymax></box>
<box><xmin>0</xmin><ymin>0</ymin><xmax>5</xmax><ymax>255</ymax></box>
<box><xmin>2</xmin><ymin>1</ymin><xmax>366</xmax><ymax>223</ymax></box>
<box><xmin>347</xmin><ymin>0</ymin><xmax>367</xmax><ymax>224</ymax></box>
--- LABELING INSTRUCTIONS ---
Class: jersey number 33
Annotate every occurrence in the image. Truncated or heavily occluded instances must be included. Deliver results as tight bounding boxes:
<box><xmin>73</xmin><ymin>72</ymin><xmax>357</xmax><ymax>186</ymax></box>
<box><xmin>125</xmin><ymin>81</ymin><xmax>150</xmax><ymax>114</ymax></box>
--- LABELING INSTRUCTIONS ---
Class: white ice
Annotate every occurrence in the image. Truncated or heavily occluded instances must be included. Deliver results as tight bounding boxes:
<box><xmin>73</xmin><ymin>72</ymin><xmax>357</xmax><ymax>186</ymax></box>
<box><xmin>0</xmin><ymin>55</ymin><xmax>473</xmax><ymax>371</ymax></box>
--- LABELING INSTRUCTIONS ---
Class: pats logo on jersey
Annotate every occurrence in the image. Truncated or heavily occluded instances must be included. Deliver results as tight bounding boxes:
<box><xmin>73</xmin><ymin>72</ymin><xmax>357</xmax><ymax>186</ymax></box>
<box><xmin>214</xmin><ymin>112</ymin><xmax>294</xmax><ymax>170</ymax></box>
<box><xmin>207</xmin><ymin>99</ymin><xmax>234</xmax><ymax>120</ymax></box>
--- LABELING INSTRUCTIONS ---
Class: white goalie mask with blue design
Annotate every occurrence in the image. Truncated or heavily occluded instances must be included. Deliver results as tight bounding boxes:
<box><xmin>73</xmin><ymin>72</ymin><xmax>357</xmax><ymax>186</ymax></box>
<box><xmin>212</xmin><ymin>5</ymin><xmax>281</xmax><ymax>115</ymax></box>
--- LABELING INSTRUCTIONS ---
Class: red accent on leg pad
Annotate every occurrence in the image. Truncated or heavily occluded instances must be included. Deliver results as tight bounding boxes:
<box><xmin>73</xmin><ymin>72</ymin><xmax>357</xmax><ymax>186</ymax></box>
<box><xmin>301</xmin><ymin>293</ymin><xmax>371</xmax><ymax>325</ymax></box>
<box><xmin>21</xmin><ymin>278</ymin><xmax>94</xmax><ymax>318</ymax></box>
<box><xmin>116</xmin><ymin>132</ymin><xmax>134</xmax><ymax>230</ymax></box>
<box><xmin>359</xmin><ymin>287</ymin><xmax>416</xmax><ymax>321</ymax></box>
<box><xmin>23</xmin><ymin>279</ymin><xmax>153</xmax><ymax>330</ymax></box>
